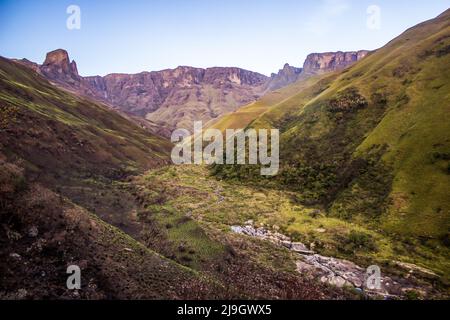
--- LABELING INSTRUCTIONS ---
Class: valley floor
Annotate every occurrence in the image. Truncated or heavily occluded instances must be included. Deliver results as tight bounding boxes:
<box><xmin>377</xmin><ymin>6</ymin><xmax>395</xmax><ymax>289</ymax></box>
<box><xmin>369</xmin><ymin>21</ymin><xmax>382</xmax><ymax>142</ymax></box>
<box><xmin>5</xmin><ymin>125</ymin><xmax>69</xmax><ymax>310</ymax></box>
<box><xmin>131</xmin><ymin>165</ymin><xmax>450</xmax><ymax>299</ymax></box>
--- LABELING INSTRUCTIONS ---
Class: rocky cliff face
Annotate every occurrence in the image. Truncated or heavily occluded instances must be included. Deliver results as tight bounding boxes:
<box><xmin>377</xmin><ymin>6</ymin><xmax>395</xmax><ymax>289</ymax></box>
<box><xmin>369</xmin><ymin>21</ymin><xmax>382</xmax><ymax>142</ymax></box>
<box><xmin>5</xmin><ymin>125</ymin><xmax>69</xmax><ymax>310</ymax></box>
<box><xmin>19</xmin><ymin>49</ymin><xmax>268</xmax><ymax>133</ymax></box>
<box><xmin>40</xmin><ymin>49</ymin><xmax>81</xmax><ymax>84</ymax></box>
<box><xmin>302</xmin><ymin>50</ymin><xmax>370</xmax><ymax>75</ymax></box>
<box><xmin>78</xmin><ymin>67</ymin><xmax>268</xmax><ymax>132</ymax></box>
<box><xmin>265</xmin><ymin>63</ymin><xmax>303</xmax><ymax>91</ymax></box>
<box><xmin>15</xmin><ymin>49</ymin><xmax>369</xmax><ymax>135</ymax></box>
<box><xmin>264</xmin><ymin>51</ymin><xmax>369</xmax><ymax>92</ymax></box>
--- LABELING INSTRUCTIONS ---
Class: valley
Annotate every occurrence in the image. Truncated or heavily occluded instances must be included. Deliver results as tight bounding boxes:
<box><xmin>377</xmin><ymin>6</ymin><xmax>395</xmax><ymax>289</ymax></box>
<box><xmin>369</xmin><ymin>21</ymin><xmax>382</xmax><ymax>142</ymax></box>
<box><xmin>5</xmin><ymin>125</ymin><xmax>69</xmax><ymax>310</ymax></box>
<box><xmin>130</xmin><ymin>165</ymin><xmax>449</xmax><ymax>298</ymax></box>
<box><xmin>0</xmin><ymin>55</ymin><xmax>352</xmax><ymax>300</ymax></box>
<box><xmin>1</xmin><ymin>7</ymin><xmax>449</xmax><ymax>301</ymax></box>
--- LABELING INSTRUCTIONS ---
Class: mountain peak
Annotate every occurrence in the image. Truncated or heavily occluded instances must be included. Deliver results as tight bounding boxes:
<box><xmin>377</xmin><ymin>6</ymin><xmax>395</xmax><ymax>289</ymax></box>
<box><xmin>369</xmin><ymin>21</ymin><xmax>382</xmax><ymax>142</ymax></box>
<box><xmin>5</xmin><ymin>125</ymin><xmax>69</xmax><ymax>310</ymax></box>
<box><xmin>43</xmin><ymin>49</ymin><xmax>70</xmax><ymax>66</ymax></box>
<box><xmin>40</xmin><ymin>48</ymin><xmax>79</xmax><ymax>81</ymax></box>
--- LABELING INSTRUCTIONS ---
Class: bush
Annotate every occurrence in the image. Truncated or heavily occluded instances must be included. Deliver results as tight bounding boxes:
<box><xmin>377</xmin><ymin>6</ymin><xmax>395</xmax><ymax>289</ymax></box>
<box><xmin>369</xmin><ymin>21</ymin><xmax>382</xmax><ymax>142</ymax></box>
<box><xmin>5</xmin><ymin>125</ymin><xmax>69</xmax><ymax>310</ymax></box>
<box><xmin>405</xmin><ymin>290</ymin><xmax>422</xmax><ymax>300</ymax></box>
<box><xmin>436</xmin><ymin>45</ymin><xmax>450</xmax><ymax>57</ymax></box>
<box><xmin>327</xmin><ymin>87</ymin><xmax>368</xmax><ymax>113</ymax></box>
<box><xmin>0</xmin><ymin>104</ymin><xmax>20</xmax><ymax>130</ymax></box>
<box><xmin>339</xmin><ymin>231</ymin><xmax>377</xmax><ymax>253</ymax></box>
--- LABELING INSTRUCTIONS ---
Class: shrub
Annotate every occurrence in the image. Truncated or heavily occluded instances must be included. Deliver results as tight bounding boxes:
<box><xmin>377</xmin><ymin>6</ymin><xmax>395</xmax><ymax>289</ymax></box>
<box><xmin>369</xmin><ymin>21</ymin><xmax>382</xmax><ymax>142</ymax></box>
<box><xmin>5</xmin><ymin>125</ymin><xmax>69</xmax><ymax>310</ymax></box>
<box><xmin>405</xmin><ymin>290</ymin><xmax>422</xmax><ymax>300</ymax></box>
<box><xmin>436</xmin><ymin>45</ymin><xmax>450</xmax><ymax>57</ymax></box>
<box><xmin>338</xmin><ymin>231</ymin><xmax>377</xmax><ymax>254</ymax></box>
<box><xmin>327</xmin><ymin>87</ymin><xmax>368</xmax><ymax>113</ymax></box>
<box><xmin>0</xmin><ymin>104</ymin><xmax>20</xmax><ymax>130</ymax></box>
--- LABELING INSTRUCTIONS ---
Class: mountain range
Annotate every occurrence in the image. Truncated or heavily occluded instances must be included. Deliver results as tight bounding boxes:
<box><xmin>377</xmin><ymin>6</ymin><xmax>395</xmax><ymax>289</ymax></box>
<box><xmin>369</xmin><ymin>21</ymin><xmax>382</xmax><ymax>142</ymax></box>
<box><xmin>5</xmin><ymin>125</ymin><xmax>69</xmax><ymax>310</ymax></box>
<box><xmin>14</xmin><ymin>49</ymin><xmax>368</xmax><ymax>135</ymax></box>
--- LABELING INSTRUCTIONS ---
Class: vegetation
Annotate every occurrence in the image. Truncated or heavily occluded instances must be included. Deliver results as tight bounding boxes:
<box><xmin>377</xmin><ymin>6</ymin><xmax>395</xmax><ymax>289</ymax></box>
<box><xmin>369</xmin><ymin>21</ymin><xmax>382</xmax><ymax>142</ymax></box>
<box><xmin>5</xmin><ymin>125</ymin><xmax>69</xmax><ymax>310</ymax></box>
<box><xmin>135</xmin><ymin>165</ymin><xmax>449</xmax><ymax>292</ymax></box>
<box><xmin>0</xmin><ymin>157</ymin><xmax>223</xmax><ymax>299</ymax></box>
<box><xmin>212</xmin><ymin>9</ymin><xmax>450</xmax><ymax>249</ymax></box>
<box><xmin>210</xmin><ymin>10</ymin><xmax>450</xmax><ymax>292</ymax></box>
<box><xmin>0</xmin><ymin>56</ymin><xmax>352</xmax><ymax>300</ymax></box>
<box><xmin>1</xmin><ymin>9</ymin><xmax>450</xmax><ymax>300</ymax></box>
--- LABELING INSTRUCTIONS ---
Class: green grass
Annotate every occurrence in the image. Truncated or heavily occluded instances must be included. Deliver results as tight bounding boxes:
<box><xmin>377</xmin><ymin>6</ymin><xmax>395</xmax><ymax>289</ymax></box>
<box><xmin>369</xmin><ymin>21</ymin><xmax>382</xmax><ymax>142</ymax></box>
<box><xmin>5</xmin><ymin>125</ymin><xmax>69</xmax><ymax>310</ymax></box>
<box><xmin>133</xmin><ymin>167</ymin><xmax>226</xmax><ymax>270</ymax></box>
<box><xmin>136</xmin><ymin>165</ymin><xmax>449</xmax><ymax>289</ymax></box>
<box><xmin>210</xmin><ymin>10</ymin><xmax>450</xmax><ymax>283</ymax></box>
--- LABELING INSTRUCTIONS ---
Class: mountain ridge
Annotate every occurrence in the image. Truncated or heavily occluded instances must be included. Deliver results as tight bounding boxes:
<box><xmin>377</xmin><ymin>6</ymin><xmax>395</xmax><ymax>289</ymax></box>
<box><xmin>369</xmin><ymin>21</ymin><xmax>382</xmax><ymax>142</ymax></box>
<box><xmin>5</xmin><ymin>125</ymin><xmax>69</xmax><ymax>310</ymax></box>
<box><xmin>14</xmin><ymin>49</ymin><xmax>369</xmax><ymax>135</ymax></box>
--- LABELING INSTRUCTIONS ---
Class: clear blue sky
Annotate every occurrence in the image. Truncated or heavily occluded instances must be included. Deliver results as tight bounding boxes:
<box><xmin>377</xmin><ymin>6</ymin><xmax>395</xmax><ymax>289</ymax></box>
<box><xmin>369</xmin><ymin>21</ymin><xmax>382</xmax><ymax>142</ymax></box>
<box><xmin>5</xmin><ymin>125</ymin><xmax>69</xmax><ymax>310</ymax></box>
<box><xmin>1</xmin><ymin>0</ymin><xmax>449</xmax><ymax>76</ymax></box>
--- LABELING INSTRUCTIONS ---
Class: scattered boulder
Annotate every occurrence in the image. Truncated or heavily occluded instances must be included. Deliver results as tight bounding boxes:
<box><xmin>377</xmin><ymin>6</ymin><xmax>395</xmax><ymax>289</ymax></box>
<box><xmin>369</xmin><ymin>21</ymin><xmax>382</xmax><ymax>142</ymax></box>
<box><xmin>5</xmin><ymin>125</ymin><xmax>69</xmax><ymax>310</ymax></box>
<box><xmin>231</xmin><ymin>226</ymin><xmax>245</xmax><ymax>234</ymax></box>
<box><xmin>393</xmin><ymin>261</ymin><xmax>438</xmax><ymax>278</ymax></box>
<box><xmin>231</xmin><ymin>223</ymin><xmax>431</xmax><ymax>299</ymax></box>
<box><xmin>281</xmin><ymin>241</ymin><xmax>292</xmax><ymax>249</ymax></box>
<box><xmin>231</xmin><ymin>225</ymin><xmax>315</xmax><ymax>256</ymax></box>
<box><xmin>292</xmin><ymin>242</ymin><xmax>315</xmax><ymax>254</ymax></box>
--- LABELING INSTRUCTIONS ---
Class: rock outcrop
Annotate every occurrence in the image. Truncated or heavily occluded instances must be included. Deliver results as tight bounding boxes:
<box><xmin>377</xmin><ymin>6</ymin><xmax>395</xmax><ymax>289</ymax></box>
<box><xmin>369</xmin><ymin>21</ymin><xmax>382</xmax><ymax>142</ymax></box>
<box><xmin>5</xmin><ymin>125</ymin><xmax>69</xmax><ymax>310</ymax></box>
<box><xmin>265</xmin><ymin>63</ymin><xmax>303</xmax><ymax>91</ymax></box>
<box><xmin>231</xmin><ymin>223</ymin><xmax>315</xmax><ymax>255</ymax></box>
<box><xmin>231</xmin><ymin>221</ymin><xmax>433</xmax><ymax>299</ymax></box>
<box><xmin>302</xmin><ymin>50</ymin><xmax>370</xmax><ymax>75</ymax></box>
<box><xmin>264</xmin><ymin>51</ymin><xmax>369</xmax><ymax>92</ymax></box>
<box><xmin>40</xmin><ymin>49</ymin><xmax>80</xmax><ymax>84</ymax></box>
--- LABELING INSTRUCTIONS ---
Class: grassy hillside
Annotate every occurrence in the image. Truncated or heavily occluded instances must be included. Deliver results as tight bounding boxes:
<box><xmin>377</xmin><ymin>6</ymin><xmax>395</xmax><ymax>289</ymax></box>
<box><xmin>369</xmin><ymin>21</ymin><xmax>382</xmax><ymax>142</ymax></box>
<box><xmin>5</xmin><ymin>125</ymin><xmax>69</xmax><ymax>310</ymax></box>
<box><xmin>0</xmin><ymin>58</ymin><xmax>220</xmax><ymax>299</ymax></box>
<box><xmin>0</xmin><ymin>158</ymin><xmax>225</xmax><ymax>299</ymax></box>
<box><xmin>0</xmin><ymin>57</ymin><xmax>175</xmax><ymax>234</ymax></box>
<box><xmin>0</xmin><ymin>57</ymin><xmax>172</xmax><ymax>179</ymax></box>
<box><xmin>206</xmin><ymin>74</ymin><xmax>334</xmax><ymax>132</ymax></box>
<box><xmin>212</xmin><ymin>10</ymin><xmax>450</xmax><ymax>278</ymax></box>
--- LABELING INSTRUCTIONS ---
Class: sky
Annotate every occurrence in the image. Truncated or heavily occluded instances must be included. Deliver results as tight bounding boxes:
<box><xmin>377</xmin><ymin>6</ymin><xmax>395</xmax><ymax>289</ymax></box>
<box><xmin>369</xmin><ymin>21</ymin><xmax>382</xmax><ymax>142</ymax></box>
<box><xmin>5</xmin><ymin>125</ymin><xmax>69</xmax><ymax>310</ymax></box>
<box><xmin>1</xmin><ymin>0</ymin><xmax>449</xmax><ymax>76</ymax></box>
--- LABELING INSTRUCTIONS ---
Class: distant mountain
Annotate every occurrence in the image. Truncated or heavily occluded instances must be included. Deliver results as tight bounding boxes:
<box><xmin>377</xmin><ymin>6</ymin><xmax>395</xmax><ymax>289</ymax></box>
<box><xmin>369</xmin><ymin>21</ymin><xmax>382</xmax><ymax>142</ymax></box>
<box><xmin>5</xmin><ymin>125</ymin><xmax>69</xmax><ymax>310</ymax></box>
<box><xmin>302</xmin><ymin>50</ymin><xmax>370</xmax><ymax>75</ymax></box>
<box><xmin>209</xmin><ymin>51</ymin><xmax>370</xmax><ymax>132</ymax></box>
<box><xmin>15</xmin><ymin>50</ymin><xmax>269</xmax><ymax>133</ymax></box>
<box><xmin>265</xmin><ymin>63</ymin><xmax>303</xmax><ymax>91</ymax></box>
<box><xmin>265</xmin><ymin>50</ymin><xmax>369</xmax><ymax>91</ymax></box>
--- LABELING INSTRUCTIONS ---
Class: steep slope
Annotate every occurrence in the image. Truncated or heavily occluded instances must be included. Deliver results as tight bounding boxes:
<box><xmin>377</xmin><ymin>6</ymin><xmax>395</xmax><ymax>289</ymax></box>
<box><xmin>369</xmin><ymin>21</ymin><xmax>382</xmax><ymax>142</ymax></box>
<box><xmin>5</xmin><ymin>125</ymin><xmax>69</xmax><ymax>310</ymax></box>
<box><xmin>0</xmin><ymin>57</ymin><xmax>171</xmax><ymax>177</ymax></box>
<box><xmin>0</xmin><ymin>158</ymin><xmax>223</xmax><ymax>299</ymax></box>
<box><xmin>208</xmin><ymin>74</ymin><xmax>335</xmax><ymax>131</ymax></box>
<box><xmin>0</xmin><ymin>56</ymin><xmax>174</xmax><ymax>239</ymax></box>
<box><xmin>213</xmin><ymin>10</ymin><xmax>450</xmax><ymax>275</ymax></box>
